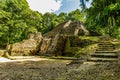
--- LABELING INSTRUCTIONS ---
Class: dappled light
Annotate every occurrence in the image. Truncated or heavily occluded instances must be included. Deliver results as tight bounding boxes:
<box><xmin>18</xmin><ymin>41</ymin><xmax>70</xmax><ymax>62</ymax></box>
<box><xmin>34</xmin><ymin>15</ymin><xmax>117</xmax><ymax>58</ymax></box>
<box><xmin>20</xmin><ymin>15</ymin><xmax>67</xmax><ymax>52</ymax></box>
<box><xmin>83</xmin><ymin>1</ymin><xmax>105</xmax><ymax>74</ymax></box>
<box><xmin>0</xmin><ymin>0</ymin><xmax>120</xmax><ymax>79</ymax></box>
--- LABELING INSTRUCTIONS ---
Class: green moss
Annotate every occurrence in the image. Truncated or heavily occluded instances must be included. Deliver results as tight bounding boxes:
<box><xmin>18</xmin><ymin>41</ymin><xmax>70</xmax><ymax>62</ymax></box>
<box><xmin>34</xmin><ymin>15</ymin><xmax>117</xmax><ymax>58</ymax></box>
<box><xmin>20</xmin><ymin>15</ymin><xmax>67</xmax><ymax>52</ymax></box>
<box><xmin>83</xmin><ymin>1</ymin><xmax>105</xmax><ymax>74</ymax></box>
<box><xmin>74</xmin><ymin>44</ymin><xmax>98</xmax><ymax>58</ymax></box>
<box><xmin>64</xmin><ymin>38</ymin><xmax>71</xmax><ymax>53</ymax></box>
<box><xmin>64</xmin><ymin>38</ymin><xmax>79</xmax><ymax>57</ymax></box>
<box><xmin>112</xmin><ymin>41</ymin><xmax>120</xmax><ymax>51</ymax></box>
<box><xmin>79</xmin><ymin>36</ymin><xmax>99</xmax><ymax>42</ymax></box>
<box><xmin>64</xmin><ymin>36</ymin><xmax>99</xmax><ymax>57</ymax></box>
<box><xmin>112</xmin><ymin>41</ymin><xmax>120</xmax><ymax>45</ymax></box>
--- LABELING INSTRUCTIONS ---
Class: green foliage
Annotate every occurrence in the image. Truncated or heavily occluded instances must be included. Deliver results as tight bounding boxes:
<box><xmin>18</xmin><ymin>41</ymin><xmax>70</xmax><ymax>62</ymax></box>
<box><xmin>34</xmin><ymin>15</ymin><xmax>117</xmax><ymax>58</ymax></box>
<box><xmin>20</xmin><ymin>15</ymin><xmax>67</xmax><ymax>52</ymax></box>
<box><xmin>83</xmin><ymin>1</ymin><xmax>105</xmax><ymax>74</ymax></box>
<box><xmin>58</xmin><ymin>12</ymin><xmax>67</xmax><ymax>23</ymax></box>
<box><xmin>68</xmin><ymin>9</ymin><xmax>86</xmax><ymax>22</ymax></box>
<box><xmin>0</xmin><ymin>0</ymin><xmax>43</xmax><ymax>47</ymax></box>
<box><xmin>83</xmin><ymin>0</ymin><xmax>120</xmax><ymax>38</ymax></box>
<box><xmin>42</xmin><ymin>13</ymin><xmax>59</xmax><ymax>33</ymax></box>
<box><xmin>24</xmin><ymin>11</ymin><xmax>43</xmax><ymax>33</ymax></box>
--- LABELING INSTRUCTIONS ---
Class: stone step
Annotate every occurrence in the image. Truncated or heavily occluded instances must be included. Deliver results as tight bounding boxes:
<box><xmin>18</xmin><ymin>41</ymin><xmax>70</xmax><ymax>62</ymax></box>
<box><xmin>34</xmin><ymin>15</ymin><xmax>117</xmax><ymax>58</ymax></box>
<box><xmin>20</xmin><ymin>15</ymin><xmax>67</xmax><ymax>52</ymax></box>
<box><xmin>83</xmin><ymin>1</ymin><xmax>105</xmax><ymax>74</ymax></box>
<box><xmin>98</xmin><ymin>48</ymin><xmax>114</xmax><ymax>51</ymax></box>
<box><xmin>98</xmin><ymin>42</ymin><xmax>111</xmax><ymax>44</ymax></box>
<box><xmin>91</xmin><ymin>53</ymin><xmax>118</xmax><ymax>58</ymax></box>
<box><xmin>95</xmin><ymin>51</ymin><xmax>116</xmax><ymax>53</ymax></box>
<box><xmin>10</xmin><ymin>56</ymin><xmax>38</xmax><ymax>59</ymax></box>
<box><xmin>98</xmin><ymin>47</ymin><xmax>114</xmax><ymax>49</ymax></box>
<box><xmin>98</xmin><ymin>44</ymin><xmax>113</xmax><ymax>47</ymax></box>
<box><xmin>87</xmin><ymin>57</ymin><xmax>117</xmax><ymax>62</ymax></box>
<box><xmin>98</xmin><ymin>43</ymin><xmax>112</xmax><ymax>45</ymax></box>
<box><xmin>96</xmin><ymin>49</ymin><xmax>114</xmax><ymax>51</ymax></box>
<box><xmin>98</xmin><ymin>45</ymin><xmax>113</xmax><ymax>47</ymax></box>
<box><xmin>101</xmin><ymin>45</ymin><xmax>114</xmax><ymax>47</ymax></box>
<box><xmin>43</xmin><ymin>54</ymin><xmax>53</xmax><ymax>57</ymax></box>
<box><xmin>98</xmin><ymin>44</ymin><xmax>112</xmax><ymax>46</ymax></box>
<box><xmin>99</xmin><ymin>46</ymin><xmax>114</xmax><ymax>48</ymax></box>
<box><xmin>50</xmin><ymin>56</ymin><xmax>77</xmax><ymax>60</ymax></box>
<box><xmin>88</xmin><ymin>41</ymin><xmax>118</xmax><ymax>62</ymax></box>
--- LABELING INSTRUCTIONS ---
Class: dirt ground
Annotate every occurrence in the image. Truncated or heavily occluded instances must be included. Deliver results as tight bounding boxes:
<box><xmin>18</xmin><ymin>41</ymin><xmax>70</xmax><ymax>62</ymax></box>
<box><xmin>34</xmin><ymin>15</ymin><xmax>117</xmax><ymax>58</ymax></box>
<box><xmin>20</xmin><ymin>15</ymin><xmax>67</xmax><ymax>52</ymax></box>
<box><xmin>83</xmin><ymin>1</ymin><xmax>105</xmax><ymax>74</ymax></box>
<box><xmin>0</xmin><ymin>58</ymin><xmax>71</xmax><ymax>80</ymax></box>
<box><xmin>0</xmin><ymin>57</ymin><xmax>120</xmax><ymax>80</ymax></box>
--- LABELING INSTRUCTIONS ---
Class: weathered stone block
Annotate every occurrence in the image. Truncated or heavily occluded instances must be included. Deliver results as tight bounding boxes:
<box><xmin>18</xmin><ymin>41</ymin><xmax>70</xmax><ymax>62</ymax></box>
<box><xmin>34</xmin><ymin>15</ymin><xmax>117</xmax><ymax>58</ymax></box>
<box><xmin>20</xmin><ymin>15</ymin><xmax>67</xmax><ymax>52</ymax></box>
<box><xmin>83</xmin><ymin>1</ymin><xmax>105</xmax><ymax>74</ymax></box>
<box><xmin>6</xmin><ymin>32</ymin><xmax>42</xmax><ymax>56</ymax></box>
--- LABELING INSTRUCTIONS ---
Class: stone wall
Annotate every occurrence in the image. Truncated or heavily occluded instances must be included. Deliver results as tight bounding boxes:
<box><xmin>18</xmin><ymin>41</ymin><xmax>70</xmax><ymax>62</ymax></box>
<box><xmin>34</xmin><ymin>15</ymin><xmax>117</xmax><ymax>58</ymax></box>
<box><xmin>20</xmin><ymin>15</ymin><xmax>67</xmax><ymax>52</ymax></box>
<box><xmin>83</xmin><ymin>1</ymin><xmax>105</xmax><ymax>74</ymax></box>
<box><xmin>6</xmin><ymin>32</ymin><xmax>42</xmax><ymax>56</ymax></box>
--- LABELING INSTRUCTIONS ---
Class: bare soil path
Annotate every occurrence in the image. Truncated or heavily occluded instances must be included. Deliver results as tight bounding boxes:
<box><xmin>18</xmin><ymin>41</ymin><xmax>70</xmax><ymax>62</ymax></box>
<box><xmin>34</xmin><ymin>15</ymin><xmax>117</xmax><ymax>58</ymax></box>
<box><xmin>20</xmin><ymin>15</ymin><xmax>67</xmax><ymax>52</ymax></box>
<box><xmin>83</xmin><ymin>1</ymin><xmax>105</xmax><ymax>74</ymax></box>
<box><xmin>0</xmin><ymin>57</ymin><xmax>119</xmax><ymax>80</ymax></box>
<box><xmin>0</xmin><ymin>57</ymin><xmax>71</xmax><ymax>80</ymax></box>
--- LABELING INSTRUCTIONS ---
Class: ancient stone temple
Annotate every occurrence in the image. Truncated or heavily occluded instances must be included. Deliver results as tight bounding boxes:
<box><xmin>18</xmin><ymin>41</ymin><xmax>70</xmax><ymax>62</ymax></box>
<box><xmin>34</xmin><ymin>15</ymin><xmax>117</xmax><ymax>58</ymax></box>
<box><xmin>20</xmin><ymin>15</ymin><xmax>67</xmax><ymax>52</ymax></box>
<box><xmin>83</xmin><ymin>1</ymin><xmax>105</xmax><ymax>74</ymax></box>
<box><xmin>39</xmin><ymin>20</ymin><xmax>89</xmax><ymax>56</ymax></box>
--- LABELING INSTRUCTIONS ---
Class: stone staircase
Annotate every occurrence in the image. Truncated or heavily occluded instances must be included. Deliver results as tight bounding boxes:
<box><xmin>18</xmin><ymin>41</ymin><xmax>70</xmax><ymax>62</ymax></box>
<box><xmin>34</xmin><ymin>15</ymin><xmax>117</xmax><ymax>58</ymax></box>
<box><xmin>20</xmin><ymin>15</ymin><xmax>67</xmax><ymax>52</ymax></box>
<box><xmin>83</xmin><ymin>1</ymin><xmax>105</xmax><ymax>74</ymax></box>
<box><xmin>88</xmin><ymin>41</ymin><xmax>118</xmax><ymax>62</ymax></box>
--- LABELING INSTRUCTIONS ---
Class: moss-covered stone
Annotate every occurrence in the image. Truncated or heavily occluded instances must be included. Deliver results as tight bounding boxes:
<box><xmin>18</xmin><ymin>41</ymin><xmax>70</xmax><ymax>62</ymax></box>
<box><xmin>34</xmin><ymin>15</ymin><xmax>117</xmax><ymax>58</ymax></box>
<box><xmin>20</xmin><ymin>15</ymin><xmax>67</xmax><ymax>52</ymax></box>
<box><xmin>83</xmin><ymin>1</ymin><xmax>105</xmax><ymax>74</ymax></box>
<box><xmin>74</xmin><ymin>44</ymin><xmax>98</xmax><ymax>58</ymax></box>
<box><xmin>79</xmin><ymin>36</ymin><xmax>99</xmax><ymax>42</ymax></box>
<box><xmin>63</xmin><ymin>36</ymin><xmax>99</xmax><ymax>57</ymax></box>
<box><xmin>64</xmin><ymin>38</ymin><xmax>71</xmax><ymax>53</ymax></box>
<box><xmin>63</xmin><ymin>38</ymin><xmax>74</xmax><ymax>56</ymax></box>
<box><xmin>7</xmin><ymin>32</ymin><xmax>42</xmax><ymax>56</ymax></box>
<box><xmin>69</xmin><ymin>36</ymin><xmax>99</xmax><ymax>48</ymax></box>
<box><xmin>112</xmin><ymin>41</ymin><xmax>120</xmax><ymax>50</ymax></box>
<box><xmin>0</xmin><ymin>50</ymin><xmax>5</xmax><ymax>57</ymax></box>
